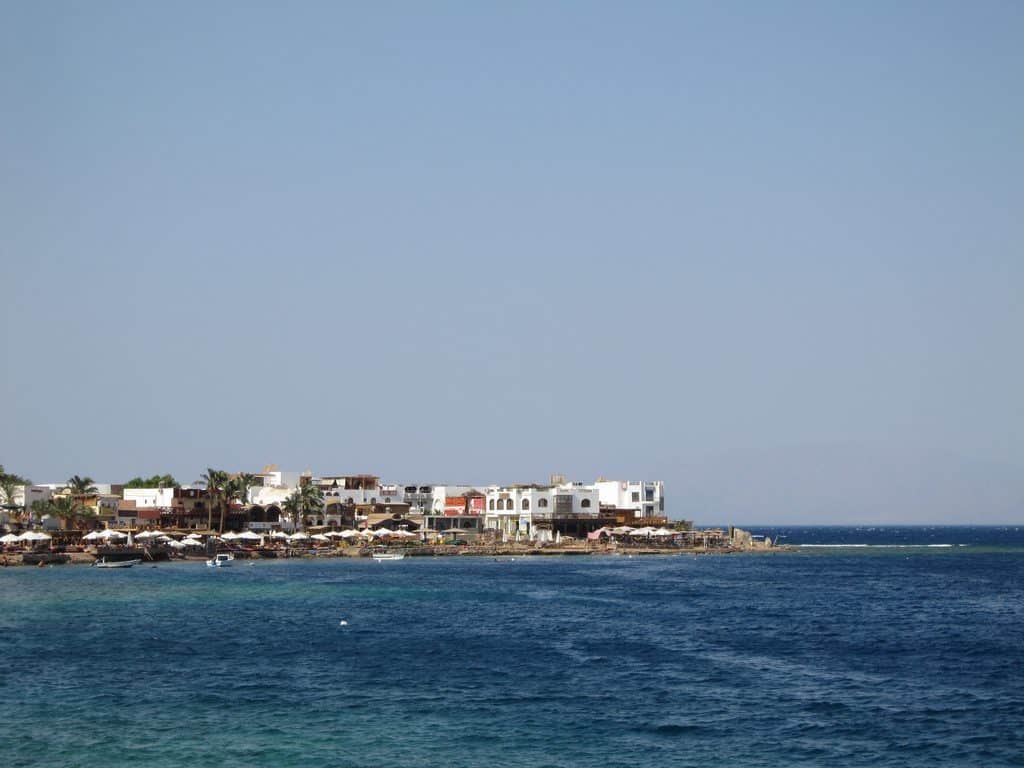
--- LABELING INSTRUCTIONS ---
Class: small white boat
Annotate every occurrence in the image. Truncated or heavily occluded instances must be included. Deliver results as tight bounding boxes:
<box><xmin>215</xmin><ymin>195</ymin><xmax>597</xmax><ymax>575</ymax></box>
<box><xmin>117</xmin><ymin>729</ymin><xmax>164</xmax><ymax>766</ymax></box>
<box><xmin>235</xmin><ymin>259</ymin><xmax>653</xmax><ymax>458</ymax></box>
<box><xmin>206</xmin><ymin>553</ymin><xmax>235</xmax><ymax>567</ymax></box>
<box><xmin>372</xmin><ymin>552</ymin><xmax>405</xmax><ymax>561</ymax></box>
<box><xmin>93</xmin><ymin>557</ymin><xmax>142</xmax><ymax>569</ymax></box>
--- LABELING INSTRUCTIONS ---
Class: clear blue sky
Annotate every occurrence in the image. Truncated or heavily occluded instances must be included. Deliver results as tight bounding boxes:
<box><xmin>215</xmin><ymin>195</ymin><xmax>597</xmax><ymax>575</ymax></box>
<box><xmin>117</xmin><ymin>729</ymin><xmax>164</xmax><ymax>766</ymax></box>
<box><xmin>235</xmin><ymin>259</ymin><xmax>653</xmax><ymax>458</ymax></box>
<box><xmin>2</xmin><ymin>2</ymin><xmax>1021</xmax><ymax>524</ymax></box>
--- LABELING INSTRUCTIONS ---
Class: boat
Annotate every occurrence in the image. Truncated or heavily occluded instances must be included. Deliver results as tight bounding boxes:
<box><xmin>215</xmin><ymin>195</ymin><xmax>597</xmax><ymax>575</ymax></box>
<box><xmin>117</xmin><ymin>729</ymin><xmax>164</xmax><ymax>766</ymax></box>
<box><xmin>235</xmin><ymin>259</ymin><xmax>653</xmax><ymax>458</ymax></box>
<box><xmin>93</xmin><ymin>557</ymin><xmax>142</xmax><ymax>569</ymax></box>
<box><xmin>372</xmin><ymin>551</ymin><xmax>405</xmax><ymax>561</ymax></box>
<box><xmin>206</xmin><ymin>553</ymin><xmax>235</xmax><ymax>567</ymax></box>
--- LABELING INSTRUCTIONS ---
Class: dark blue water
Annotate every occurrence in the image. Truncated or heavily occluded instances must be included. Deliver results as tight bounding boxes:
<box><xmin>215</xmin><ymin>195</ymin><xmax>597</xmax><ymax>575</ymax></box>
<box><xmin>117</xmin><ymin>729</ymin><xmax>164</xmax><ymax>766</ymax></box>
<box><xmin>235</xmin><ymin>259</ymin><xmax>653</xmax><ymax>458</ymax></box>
<box><xmin>746</xmin><ymin>525</ymin><xmax>1024</xmax><ymax>548</ymax></box>
<box><xmin>2</xmin><ymin>527</ymin><xmax>1023</xmax><ymax>767</ymax></box>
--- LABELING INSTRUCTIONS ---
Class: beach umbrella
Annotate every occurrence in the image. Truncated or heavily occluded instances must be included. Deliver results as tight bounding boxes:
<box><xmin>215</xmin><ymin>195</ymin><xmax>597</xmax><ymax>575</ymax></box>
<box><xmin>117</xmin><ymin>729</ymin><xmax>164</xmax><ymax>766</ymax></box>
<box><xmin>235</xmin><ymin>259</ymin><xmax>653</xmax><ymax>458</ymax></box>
<box><xmin>270</xmin><ymin>531</ymin><xmax>290</xmax><ymax>539</ymax></box>
<box><xmin>19</xmin><ymin>531</ymin><xmax>51</xmax><ymax>542</ymax></box>
<box><xmin>235</xmin><ymin>531</ymin><xmax>260</xmax><ymax>541</ymax></box>
<box><xmin>288</xmin><ymin>532</ymin><xmax>309</xmax><ymax>541</ymax></box>
<box><xmin>311</xmin><ymin>533</ymin><xmax>331</xmax><ymax>542</ymax></box>
<box><xmin>182</xmin><ymin>539</ymin><xmax>205</xmax><ymax>547</ymax></box>
<box><xmin>324</xmin><ymin>530</ymin><xmax>346</xmax><ymax>538</ymax></box>
<box><xmin>338</xmin><ymin>529</ymin><xmax>360</xmax><ymax>538</ymax></box>
<box><xmin>651</xmin><ymin>528</ymin><xmax>675</xmax><ymax>537</ymax></box>
<box><xmin>81</xmin><ymin>531</ymin><xmax>103</xmax><ymax>541</ymax></box>
<box><xmin>221</xmin><ymin>532</ymin><xmax>239</xmax><ymax>540</ymax></box>
<box><xmin>1</xmin><ymin>533</ymin><xmax>21</xmax><ymax>543</ymax></box>
<box><xmin>166</xmin><ymin>539</ymin><xmax>186</xmax><ymax>549</ymax></box>
<box><xmin>98</xmin><ymin>529</ymin><xmax>126</xmax><ymax>540</ymax></box>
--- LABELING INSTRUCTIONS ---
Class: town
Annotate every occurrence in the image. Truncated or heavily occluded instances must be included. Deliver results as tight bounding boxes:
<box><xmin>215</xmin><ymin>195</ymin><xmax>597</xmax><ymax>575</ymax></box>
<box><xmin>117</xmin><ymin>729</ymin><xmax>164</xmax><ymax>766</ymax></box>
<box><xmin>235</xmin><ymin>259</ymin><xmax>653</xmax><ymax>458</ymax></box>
<box><xmin>0</xmin><ymin>464</ymin><xmax>769</xmax><ymax>563</ymax></box>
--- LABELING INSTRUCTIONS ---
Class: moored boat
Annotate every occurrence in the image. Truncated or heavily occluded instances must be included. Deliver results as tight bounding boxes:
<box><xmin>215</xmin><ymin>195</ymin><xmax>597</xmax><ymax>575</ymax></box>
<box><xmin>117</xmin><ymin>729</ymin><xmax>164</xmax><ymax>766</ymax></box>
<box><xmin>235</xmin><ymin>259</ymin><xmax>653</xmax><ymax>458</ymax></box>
<box><xmin>206</xmin><ymin>553</ymin><xmax>235</xmax><ymax>567</ymax></box>
<box><xmin>93</xmin><ymin>557</ymin><xmax>142</xmax><ymax>569</ymax></box>
<box><xmin>372</xmin><ymin>551</ymin><xmax>405</xmax><ymax>561</ymax></box>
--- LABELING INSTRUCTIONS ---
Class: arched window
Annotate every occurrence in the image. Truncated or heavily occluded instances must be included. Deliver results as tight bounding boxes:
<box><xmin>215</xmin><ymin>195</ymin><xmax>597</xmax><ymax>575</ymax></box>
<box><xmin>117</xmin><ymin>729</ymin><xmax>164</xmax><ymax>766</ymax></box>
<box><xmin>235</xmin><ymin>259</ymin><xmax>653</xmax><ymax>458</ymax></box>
<box><xmin>581</xmin><ymin>499</ymin><xmax>591</xmax><ymax>508</ymax></box>
<box><xmin>538</xmin><ymin>498</ymin><xmax>548</xmax><ymax>508</ymax></box>
<box><xmin>522</xmin><ymin>499</ymin><xmax>530</xmax><ymax>511</ymax></box>
<box><xmin>489</xmin><ymin>499</ymin><xmax>495</xmax><ymax>510</ymax></box>
<box><xmin>370</xmin><ymin>498</ymin><xmax>376</xmax><ymax>505</ymax></box>
<box><xmin>496</xmin><ymin>499</ymin><xmax>505</xmax><ymax>511</ymax></box>
<box><xmin>509</xmin><ymin>499</ymin><xmax>517</xmax><ymax>512</ymax></box>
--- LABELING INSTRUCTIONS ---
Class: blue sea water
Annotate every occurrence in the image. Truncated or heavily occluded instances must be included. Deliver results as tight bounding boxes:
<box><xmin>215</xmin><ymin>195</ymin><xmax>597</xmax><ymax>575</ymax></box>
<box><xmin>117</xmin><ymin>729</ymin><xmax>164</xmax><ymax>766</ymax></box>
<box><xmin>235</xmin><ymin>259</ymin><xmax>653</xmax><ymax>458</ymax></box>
<box><xmin>2</xmin><ymin>527</ymin><xmax>1023</xmax><ymax>767</ymax></box>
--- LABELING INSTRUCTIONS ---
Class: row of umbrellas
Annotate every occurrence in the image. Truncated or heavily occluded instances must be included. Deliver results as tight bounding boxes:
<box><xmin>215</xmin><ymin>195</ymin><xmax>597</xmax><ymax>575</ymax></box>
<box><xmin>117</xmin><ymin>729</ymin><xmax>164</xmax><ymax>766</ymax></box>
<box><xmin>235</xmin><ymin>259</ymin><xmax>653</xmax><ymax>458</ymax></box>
<box><xmin>600</xmin><ymin>526</ymin><xmax>680</xmax><ymax>537</ymax></box>
<box><xmin>1</xmin><ymin>531</ymin><xmax>52</xmax><ymax>543</ymax></box>
<box><xmin>3</xmin><ymin>528</ymin><xmax>422</xmax><ymax>546</ymax></box>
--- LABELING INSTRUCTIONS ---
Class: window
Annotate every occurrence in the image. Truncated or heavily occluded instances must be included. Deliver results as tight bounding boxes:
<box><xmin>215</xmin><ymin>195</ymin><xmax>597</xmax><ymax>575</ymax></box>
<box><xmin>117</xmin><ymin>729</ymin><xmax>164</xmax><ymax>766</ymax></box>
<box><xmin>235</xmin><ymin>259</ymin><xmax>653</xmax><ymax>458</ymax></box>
<box><xmin>522</xmin><ymin>499</ymin><xmax>530</xmax><ymax>511</ymax></box>
<box><xmin>645</xmin><ymin>489</ymin><xmax>654</xmax><ymax>502</ymax></box>
<box><xmin>631</xmin><ymin>492</ymin><xmax>640</xmax><ymax>503</ymax></box>
<box><xmin>496</xmin><ymin>499</ymin><xmax>504</xmax><ymax>510</ymax></box>
<box><xmin>489</xmin><ymin>499</ymin><xmax>495</xmax><ymax>510</ymax></box>
<box><xmin>538</xmin><ymin>498</ymin><xmax>548</xmax><ymax>508</ymax></box>
<box><xmin>581</xmin><ymin>499</ymin><xmax>591</xmax><ymax>508</ymax></box>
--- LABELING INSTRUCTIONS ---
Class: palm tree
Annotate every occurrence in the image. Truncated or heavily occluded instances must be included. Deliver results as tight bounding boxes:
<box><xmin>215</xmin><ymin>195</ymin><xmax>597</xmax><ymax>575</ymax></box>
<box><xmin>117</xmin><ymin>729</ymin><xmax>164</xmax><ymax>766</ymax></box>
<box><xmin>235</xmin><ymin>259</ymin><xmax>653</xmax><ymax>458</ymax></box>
<box><xmin>0</xmin><ymin>464</ymin><xmax>30</xmax><ymax>518</ymax></box>
<box><xmin>67</xmin><ymin>475</ymin><xmax>98</xmax><ymax>499</ymax></box>
<box><xmin>298</xmin><ymin>483</ymin><xmax>324</xmax><ymax>530</ymax></box>
<box><xmin>200</xmin><ymin>468</ymin><xmax>229</xmax><ymax>532</ymax></box>
<box><xmin>282</xmin><ymin>490</ymin><xmax>302</xmax><ymax>532</ymax></box>
<box><xmin>49</xmin><ymin>496</ymin><xmax>84</xmax><ymax>530</ymax></box>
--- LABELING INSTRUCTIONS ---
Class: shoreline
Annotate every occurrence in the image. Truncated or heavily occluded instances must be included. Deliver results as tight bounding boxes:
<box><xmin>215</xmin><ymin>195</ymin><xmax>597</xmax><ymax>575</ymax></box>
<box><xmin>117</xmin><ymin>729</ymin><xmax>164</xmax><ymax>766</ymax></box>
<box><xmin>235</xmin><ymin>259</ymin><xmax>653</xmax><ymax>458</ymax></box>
<box><xmin>1</xmin><ymin>543</ymin><xmax>784</xmax><ymax>567</ymax></box>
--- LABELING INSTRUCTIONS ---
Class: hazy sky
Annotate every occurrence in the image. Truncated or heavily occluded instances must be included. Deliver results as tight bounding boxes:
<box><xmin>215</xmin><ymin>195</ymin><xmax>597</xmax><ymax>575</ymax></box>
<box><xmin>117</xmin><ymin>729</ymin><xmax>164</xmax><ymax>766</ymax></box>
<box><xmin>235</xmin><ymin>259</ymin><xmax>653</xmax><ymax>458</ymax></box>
<box><xmin>2</xmin><ymin>2</ymin><xmax>1021</xmax><ymax>524</ymax></box>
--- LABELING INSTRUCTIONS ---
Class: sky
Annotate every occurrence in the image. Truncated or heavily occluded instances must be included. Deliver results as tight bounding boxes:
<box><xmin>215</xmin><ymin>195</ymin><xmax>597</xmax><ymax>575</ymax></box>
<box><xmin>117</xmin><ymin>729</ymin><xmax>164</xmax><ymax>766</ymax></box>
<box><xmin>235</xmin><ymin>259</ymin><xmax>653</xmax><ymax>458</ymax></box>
<box><xmin>1</xmin><ymin>2</ymin><xmax>1021</xmax><ymax>524</ymax></box>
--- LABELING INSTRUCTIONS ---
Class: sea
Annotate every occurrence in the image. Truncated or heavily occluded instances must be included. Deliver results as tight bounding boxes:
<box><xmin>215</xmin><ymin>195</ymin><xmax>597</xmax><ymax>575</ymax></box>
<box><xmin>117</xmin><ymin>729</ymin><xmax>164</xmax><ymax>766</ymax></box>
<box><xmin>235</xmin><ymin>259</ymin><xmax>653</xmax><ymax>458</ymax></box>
<box><xmin>1</xmin><ymin>526</ymin><xmax>1022</xmax><ymax>767</ymax></box>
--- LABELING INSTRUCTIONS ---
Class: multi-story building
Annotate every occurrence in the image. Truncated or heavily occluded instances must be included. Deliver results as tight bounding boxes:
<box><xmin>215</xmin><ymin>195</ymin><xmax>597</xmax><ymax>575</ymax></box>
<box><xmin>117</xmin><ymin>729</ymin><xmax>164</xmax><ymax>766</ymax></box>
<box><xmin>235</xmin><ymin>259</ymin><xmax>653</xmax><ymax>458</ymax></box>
<box><xmin>594</xmin><ymin>480</ymin><xmax>665</xmax><ymax>522</ymax></box>
<box><xmin>484</xmin><ymin>481</ymin><xmax>606</xmax><ymax>541</ymax></box>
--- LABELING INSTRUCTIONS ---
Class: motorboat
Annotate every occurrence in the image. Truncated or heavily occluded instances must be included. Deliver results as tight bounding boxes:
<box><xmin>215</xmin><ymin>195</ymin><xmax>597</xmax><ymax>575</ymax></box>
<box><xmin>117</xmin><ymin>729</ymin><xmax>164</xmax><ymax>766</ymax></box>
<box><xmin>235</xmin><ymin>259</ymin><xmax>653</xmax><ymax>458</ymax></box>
<box><xmin>206</xmin><ymin>553</ymin><xmax>235</xmax><ymax>567</ymax></box>
<box><xmin>93</xmin><ymin>557</ymin><xmax>142</xmax><ymax>569</ymax></box>
<box><xmin>371</xmin><ymin>551</ymin><xmax>405</xmax><ymax>561</ymax></box>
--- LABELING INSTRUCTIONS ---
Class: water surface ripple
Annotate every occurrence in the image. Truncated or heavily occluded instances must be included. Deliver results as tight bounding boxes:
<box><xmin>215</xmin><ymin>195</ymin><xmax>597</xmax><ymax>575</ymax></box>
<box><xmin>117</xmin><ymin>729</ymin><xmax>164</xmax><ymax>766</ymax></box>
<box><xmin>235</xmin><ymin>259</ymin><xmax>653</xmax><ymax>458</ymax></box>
<box><xmin>1</xmin><ymin>540</ymin><xmax>1022</xmax><ymax>767</ymax></box>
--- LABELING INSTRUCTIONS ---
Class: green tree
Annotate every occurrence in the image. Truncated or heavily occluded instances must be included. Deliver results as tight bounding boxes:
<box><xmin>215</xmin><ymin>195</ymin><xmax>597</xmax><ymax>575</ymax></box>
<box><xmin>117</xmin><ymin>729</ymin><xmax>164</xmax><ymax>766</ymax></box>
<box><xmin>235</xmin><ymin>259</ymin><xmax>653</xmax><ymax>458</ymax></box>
<box><xmin>49</xmin><ymin>496</ymin><xmax>85</xmax><ymax>530</ymax></box>
<box><xmin>67</xmin><ymin>475</ymin><xmax>98</xmax><ymax>498</ymax></box>
<box><xmin>0</xmin><ymin>464</ymin><xmax>30</xmax><ymax>512</ymax></box>
<box><xmin>201</xmin><ymin>468</ymin><xmax>229</xmax><ymax>532</ymax></box>
<box><xmin>282</xmin><ymin>490</ymin><xmax>302</xmax><ymax>532</ymax></box>
<box><xmin>124</xmin><ymin>474</ymin><xmax>179</xmax><ymax>489</ymax></box>
<box><xmin>286</xmin><ymin>483</ymin><xmax>324</xmax><ymax>532</ymax></box>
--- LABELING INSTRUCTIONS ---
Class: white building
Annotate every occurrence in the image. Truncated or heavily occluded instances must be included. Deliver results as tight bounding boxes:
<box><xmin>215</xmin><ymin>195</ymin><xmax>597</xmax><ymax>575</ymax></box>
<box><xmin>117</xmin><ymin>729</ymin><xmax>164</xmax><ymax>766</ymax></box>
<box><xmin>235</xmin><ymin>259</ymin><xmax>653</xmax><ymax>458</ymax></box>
<box><xmin>484</xmin><ymin>482</ymin><xmax>601</xmax><ymax>541</ymax></box>
<box><xmin>123</xmin><ymin>487</ymin><xmax>175</xmax><ymax>510</ymax></box>
<box><xmin>594</xmin><ymin>480</ymin><xmax>665</xmax><ymax>520</ymax></box>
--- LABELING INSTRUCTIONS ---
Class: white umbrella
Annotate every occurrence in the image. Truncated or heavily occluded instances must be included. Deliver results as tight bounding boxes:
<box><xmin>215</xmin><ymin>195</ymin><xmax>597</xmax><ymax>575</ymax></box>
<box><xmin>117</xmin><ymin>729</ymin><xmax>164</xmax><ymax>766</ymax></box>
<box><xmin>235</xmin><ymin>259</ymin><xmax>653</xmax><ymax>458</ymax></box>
<box><xmin>288</xmin><ymin>532</ymin><xmax>309</xmax><ymax>541</ymax></box>
<box><xmin>390</xmin><ymin>529</ymin><xmax>416</xmax><ymax>539</ymax></box>
<box><xmin>183</xmin><ymin>539</ymin><xmax>205</xmax><ymax>547</ymax></box>
<box><xmin>98</xmin><ymin>529</ymin><xmax>126</xmax><ymax>540</ymax></box>
<box><xmin>324</xmin><ymin>530</ymin><xmax>346</xmax><ymax>538</ymax></box>
<box><xmin>651</xmin><ymin>528</ymin><xmax>675</xmax><ymax>537</ymax></box>
<box><xmin>339</xmin><ymin>530</ymin><xmax>360</xmax><ymax>539</ymax></box>
<box><xmin>19</xmin><ymin>531</ymin><xmax>51</xmax><ymax>541</ymax></box>
<box><xmin>1</xmin><ymin>533</ymin><xmax>21</xmax><ymax>543</ymax></box>
<box><xmin>81</xmin><ymin>531</ymin><xmax>103</xmax><ymax>541</ymax></box>
<box><xmin>235</xmin><ymin>531</ymin><xmax>261</xmax><ymax>541</ymax></box>
<box><xmin>270</xmin><ymin>531</ymin><xmax>290</xmax><ymax>539</ymax></box>
<box><xmin>166</xmin><ymin>539</ymin><xmax>187</xmax><ymax>549</ymax></box>
<box><xmin>311</xmin><ymin>533</ymin><xmax>330</xmax><ymax>542</ymax></box>
<box><xmin>221</xmin><ymin>532</ymin><xmax>239</xmax><ymax>540</ymax></box>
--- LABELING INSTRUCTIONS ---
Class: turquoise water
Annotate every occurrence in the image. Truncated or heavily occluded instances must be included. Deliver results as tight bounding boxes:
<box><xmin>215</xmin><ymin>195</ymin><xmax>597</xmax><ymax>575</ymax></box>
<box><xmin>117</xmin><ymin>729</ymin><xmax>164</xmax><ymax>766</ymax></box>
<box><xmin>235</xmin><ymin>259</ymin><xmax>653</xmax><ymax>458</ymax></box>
<box><xmin>2</xmin><ymin>532</ymin><xmax>1023</xmax><ymax>766</ymax></box>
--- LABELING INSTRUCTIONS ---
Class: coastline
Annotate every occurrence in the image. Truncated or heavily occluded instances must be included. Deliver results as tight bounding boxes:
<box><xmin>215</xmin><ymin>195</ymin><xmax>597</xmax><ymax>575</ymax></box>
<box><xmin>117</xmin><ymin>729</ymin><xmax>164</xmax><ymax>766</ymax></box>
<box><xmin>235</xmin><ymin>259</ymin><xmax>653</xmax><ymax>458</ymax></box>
<box><xmin>0</xmin><ymin>542</ymin><xmax>783</xmax><ymax>567</ymax></box>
